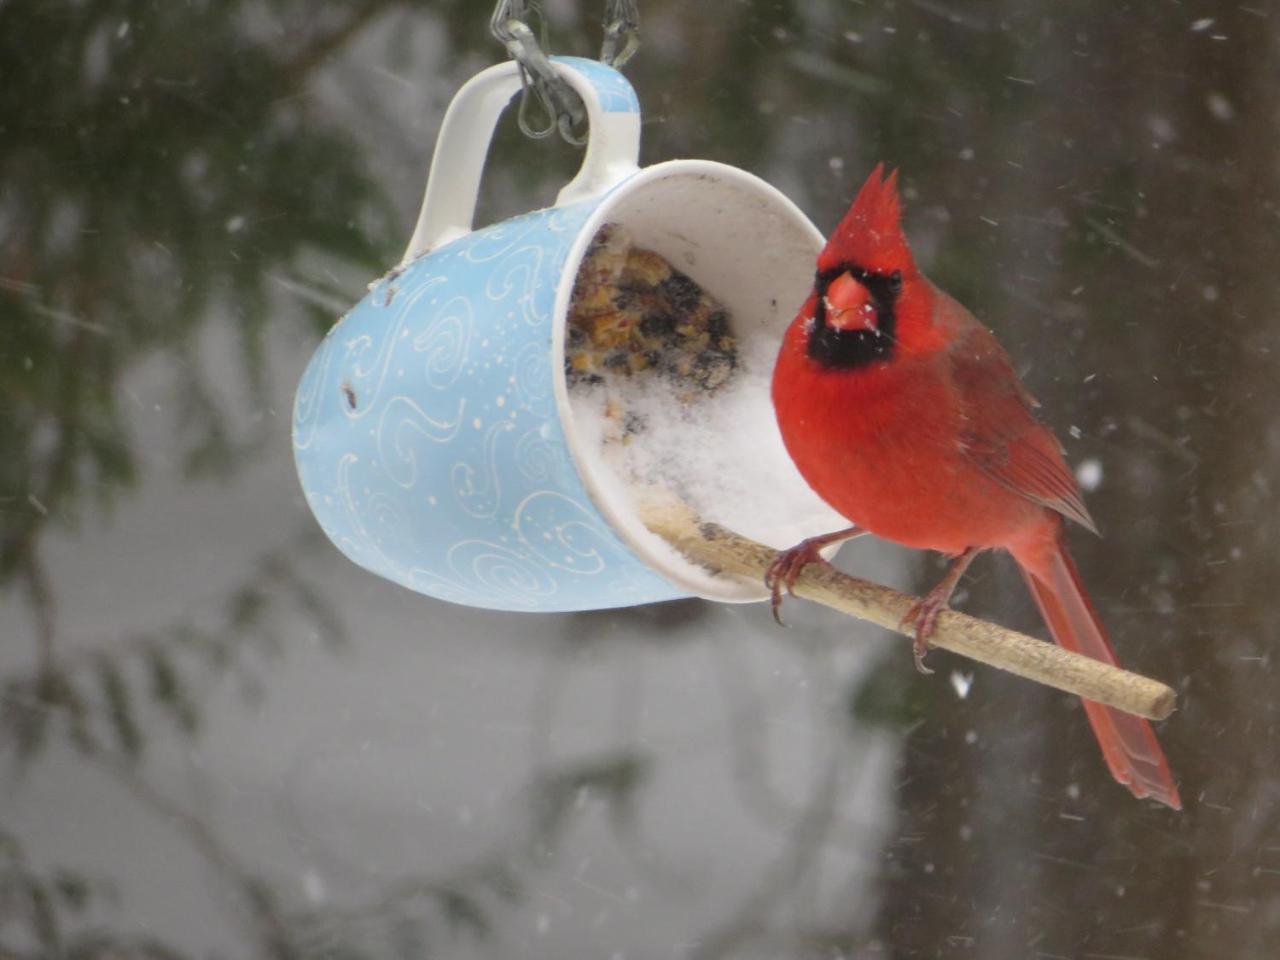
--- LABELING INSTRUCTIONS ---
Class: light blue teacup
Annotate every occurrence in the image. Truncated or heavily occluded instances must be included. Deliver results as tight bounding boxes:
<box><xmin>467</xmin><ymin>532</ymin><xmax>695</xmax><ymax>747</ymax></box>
<box><xmin>292</xmin><ymin>57</ymin><xmax>843</xmax><ymax>612</ymax></box>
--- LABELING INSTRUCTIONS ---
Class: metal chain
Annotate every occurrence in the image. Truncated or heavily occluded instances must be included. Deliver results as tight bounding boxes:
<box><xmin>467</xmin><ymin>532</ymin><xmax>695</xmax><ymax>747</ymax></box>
<box><xmin>490</xmin><ymin>0</ymin><xmax>639</xmax><ymax>146</ymax></box>
<box><xmin>600</xmin><ymin>0</ymin><xmax>640</xmax><ymax>68</ymax></box>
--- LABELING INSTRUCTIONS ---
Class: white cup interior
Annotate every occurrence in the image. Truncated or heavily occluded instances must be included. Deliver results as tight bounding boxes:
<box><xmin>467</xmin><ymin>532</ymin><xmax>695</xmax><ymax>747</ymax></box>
<box><xmin>553</xmin><ymin>160</ymin><xmax>849</xmax><ymax>602</ymax></box>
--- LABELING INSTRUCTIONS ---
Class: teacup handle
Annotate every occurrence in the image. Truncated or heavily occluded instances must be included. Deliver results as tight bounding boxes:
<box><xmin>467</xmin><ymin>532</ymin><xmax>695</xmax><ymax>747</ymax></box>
<box><xmin>401</xmin><ymin>56</ymin><xmax>642</xmax><ymax>264</ymax></box>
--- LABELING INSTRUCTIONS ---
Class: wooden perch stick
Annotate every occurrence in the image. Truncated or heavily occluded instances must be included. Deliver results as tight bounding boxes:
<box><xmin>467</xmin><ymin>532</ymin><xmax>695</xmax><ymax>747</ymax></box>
<box><xmin>639</xmin><ymin>496</ymin><xmax>1175</xmax><ymax>722</ymax></box>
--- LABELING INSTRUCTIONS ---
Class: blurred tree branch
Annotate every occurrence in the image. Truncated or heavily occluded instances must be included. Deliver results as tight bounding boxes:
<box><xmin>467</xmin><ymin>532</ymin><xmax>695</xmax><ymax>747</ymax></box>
<box><xmin>0</xmin><ymin>0</ymin><xmax>407</xmax><ymax>672</ymax></box>
<box><xmin>0</xmin><ymin>525</ymin><xmax>346</xmax><ymax>770</ymax></box>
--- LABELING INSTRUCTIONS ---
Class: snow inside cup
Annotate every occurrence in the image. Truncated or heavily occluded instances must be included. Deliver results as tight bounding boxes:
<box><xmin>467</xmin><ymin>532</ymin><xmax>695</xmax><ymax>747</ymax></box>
<box><xmin>556</xmin><ymin>161</ymin><xmax>848</xmax><ymax>602</ymax></box>
<box><xmin>293</xmin><ymin>57</ymin><xmax>845</xmax><ymax>611</ymax></box>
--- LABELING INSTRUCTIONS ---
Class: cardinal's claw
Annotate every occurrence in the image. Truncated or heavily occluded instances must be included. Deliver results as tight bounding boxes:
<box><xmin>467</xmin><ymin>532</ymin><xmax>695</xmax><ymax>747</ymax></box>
<box><xmin>901</xmin><ymin>598</ymin><xmax>945</xmax><ymax>675</ymax></box>
<box><xmin>765</xmin><ymin>541</ymin><xmax>828</xmax><ymax>626</ymax></box>
<box><xmin>900</xmin><ymin>546</ymin><xmax>979</xmax><ymax>674</ymax></box>
<box><xmin>766</xmin><ymin>527</ymin><xmax>866</xmax><ymax>626</ymax></box>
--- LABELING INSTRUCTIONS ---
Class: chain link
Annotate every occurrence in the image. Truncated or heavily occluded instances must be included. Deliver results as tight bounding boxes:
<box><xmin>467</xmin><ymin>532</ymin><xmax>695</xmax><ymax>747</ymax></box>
<box><xmin>600</xmin><ymin>0</ymin><xmax>640</xmax><ymax>68</ymax></box>
<box><xmin>490</xmin><ymin>1</ymin><xmax>640</xmax><ymax>146</ymax></box>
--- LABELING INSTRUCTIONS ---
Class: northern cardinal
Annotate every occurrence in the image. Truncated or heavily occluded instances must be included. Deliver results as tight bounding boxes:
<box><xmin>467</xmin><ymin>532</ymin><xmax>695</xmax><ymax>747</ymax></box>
<box><xmin>769</xmin><ymin>164</ymin><xmax>1180</xmax><ymax>809</ymax></box>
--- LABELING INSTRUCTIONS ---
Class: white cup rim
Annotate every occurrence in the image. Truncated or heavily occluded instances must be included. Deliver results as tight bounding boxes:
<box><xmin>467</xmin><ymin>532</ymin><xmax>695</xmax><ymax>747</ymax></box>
<box><xmin>551</xmin><ymin>159</ymin><xmax>840</xmax><ymax>602</ymax></box>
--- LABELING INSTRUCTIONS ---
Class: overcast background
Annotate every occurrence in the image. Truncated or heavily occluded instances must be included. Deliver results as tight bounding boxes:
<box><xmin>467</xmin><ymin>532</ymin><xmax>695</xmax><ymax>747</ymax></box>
<box><xmin>2</xmin><ymin>2</ymin><xmax>1277</xmax><ymax>958</ymax></box>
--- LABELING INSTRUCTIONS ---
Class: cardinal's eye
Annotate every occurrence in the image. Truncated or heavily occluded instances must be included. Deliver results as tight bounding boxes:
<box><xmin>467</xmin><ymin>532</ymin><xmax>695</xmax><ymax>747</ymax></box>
<box><xmin>888</xmin><ymin>270</ymin><xmax>903</xmax><ymax>296</ymax></box>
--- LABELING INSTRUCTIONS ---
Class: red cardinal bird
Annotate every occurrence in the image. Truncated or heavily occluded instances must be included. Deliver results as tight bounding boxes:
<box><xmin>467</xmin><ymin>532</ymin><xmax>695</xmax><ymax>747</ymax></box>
<box><xmin>769</xmin><ymin>164</ymin><xmax>1180</xmax><ymax>809</ymax></box>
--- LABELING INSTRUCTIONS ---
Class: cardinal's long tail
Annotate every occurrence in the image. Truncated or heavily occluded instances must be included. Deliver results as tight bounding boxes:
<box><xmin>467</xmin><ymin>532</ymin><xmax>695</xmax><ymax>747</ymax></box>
<box><xmin>1018</xmin><ymin>541</ymin><xmax>1181</xmax><ymax>809</ymax></box>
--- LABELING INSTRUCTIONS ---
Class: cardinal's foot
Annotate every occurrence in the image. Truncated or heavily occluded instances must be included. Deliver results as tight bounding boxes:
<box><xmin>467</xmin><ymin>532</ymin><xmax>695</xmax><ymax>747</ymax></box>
<box><xmin>900</xmin><ymin>547</ymin><xmax>979</xmax><ymax>674</ymax></box>
<box><xmin>765</xmin><ymin>526</ymin><xmax>865</xmax><ymax>626</ymax></box>
<box><xmin>765</xmin><ymin>541</ymin><xmax>829</xmax><ymax>626</ymax></box>
<box><xmin>901</xmin><ymin>595</ymin><xmax>949</xmax><ymax>675</ymax></box>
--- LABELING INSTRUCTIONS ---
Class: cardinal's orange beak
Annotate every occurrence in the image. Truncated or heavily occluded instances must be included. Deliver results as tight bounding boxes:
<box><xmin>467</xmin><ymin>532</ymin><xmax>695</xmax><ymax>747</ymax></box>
<box><xmin>823</xmin><ymin>272</ymin><xmax>877</xmax><ymax>332</ymax></box>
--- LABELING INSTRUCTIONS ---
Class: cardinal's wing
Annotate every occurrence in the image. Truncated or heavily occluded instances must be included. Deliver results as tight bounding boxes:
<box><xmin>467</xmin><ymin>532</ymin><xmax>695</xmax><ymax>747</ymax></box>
<box><xmin>944</xmin><ymin>306</ymin><xmax>1097</xmax><ymax>534</ymax></box>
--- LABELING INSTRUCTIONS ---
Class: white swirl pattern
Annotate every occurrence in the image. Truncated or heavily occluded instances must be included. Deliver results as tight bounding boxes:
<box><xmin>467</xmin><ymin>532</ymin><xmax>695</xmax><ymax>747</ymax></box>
<box><xmin>457</xmin><ymin>223</ymin><xmax>520</xmax><ymax>264</ymax></box>
<box><xmin>291</xmin><ymin>332</ymin><xmax>334</xmax><ymax>451</ymax></box>
<box><xmin>339</xmin><ymin>279</ymin><xmax>432</xmax><ymax>418</ymax></box>
<box><xmin>450</xmin><ymin>418</ymin><xmax>516</xmax><ymax>519</ymax></box>
<box><xmin>511</xmin><ymin>341</ymin><xmax>555</xmax><ymax>419</ymax></box>
<box><xmin>446</xmin><ymin>539</ymin><xmax>557</xmax><ymax>608</ymax></box>
<box><xmin>513</xmin><ymin>427</ymin><xmax>566</xmax><ymax>483</ymax></box>
<box><xmin>484</xmin><ymin>244</ymin><xmax>546</xmax><ymax>328</ymax></box>
<box><xmin>291</xmin><ymin>196</ymin><xmax>682</xmax><ymax>612</ymax></box>
<box><xmin>514</xmin><ymin>491</ymin><xmax>613</xmax><ymax>575</ymax></box>
<box><xmin>412</xmin><ymin>293</ymin><xmax>472</xmax><ymax>390</ymax></box>
<box><xmin>378</xmin><ymin>395</ymin><xmax>465</xmax><ymax>489</ymax></box>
